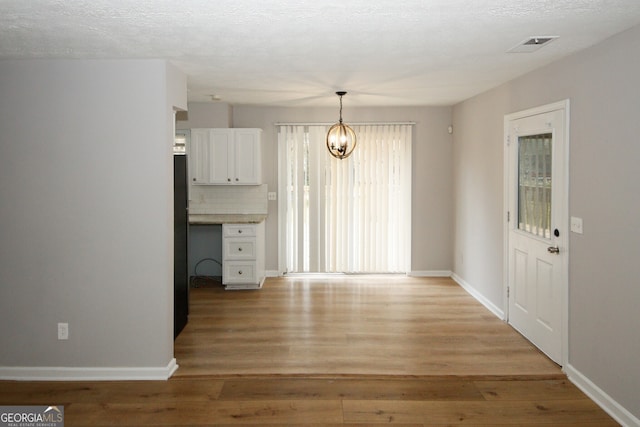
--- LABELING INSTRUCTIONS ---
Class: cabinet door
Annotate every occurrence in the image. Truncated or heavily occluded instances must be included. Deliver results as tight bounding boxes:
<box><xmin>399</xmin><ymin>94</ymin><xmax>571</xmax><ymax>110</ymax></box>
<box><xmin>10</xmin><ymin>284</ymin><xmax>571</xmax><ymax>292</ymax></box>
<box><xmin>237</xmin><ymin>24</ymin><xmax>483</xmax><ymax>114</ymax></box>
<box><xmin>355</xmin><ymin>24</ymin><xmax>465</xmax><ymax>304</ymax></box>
<box><xmin>209</xmin><ymin>129</ymin><xmax>232</xmax><ymax>184</ymax></box>
<box><xmin>233</xmin><ymin>129</ymin><xmax>262</xmax><ymax>184</ymax></box>
<box><xmin>189</xmin><ymin>129</ymin><xmax>210</xmax><ymax>184</ymax></box>
<box><xmin>223</xmin><ymin>224</ymin><xmax>257</xmax><ymax>237</ymax></box>
<box><xmin>224</xmin><ymin>238</ymin><xmax>257</xmax><ymax>260</ymax></box>
<box><xmin>224</xmin><ymin>261</ymin><xmax>258</xmax><ymax>284</ymax></box>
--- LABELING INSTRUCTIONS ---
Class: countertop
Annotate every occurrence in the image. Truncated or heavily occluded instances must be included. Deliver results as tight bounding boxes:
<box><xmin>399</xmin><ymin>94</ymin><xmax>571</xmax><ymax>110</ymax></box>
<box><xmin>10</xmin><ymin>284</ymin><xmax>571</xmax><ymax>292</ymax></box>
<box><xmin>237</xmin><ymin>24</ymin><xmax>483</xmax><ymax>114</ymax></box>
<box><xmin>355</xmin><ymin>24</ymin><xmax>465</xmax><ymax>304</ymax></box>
<box><xmin>189</xmin><ymin>213</ymin><xmax>267</xmax><ymax>224</ymax></box>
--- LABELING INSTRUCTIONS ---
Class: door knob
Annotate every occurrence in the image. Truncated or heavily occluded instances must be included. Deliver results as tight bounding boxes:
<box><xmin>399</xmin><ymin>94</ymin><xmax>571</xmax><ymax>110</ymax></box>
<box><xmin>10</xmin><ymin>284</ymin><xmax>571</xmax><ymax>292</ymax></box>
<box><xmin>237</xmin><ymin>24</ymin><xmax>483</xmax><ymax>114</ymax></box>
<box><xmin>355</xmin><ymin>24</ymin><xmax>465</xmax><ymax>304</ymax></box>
<box><xmin>547</xmin><ymin>246</ymin><xmax>560</xmax><ymax>254</ymax></box>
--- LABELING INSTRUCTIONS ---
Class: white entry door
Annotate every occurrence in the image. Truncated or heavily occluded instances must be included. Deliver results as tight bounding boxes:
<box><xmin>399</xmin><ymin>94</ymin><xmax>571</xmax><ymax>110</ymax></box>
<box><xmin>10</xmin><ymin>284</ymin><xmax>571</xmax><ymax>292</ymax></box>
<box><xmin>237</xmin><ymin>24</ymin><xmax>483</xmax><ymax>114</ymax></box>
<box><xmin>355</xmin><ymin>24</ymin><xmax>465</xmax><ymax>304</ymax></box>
<box><xmin>505</xmin><ymin>101</ymin><xmax>569</xmax><ymax>365</ymax></box>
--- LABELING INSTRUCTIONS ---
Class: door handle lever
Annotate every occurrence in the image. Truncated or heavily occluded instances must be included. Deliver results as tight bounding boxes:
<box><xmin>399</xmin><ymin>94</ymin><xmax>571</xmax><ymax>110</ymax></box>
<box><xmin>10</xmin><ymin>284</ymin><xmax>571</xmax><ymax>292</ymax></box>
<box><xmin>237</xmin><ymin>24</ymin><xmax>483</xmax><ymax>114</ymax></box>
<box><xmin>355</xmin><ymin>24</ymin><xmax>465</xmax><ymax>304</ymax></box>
<box><xmin>547</xmin><ymin>246</ymin><xmax>560</xmax><ymax>254</ymax></box>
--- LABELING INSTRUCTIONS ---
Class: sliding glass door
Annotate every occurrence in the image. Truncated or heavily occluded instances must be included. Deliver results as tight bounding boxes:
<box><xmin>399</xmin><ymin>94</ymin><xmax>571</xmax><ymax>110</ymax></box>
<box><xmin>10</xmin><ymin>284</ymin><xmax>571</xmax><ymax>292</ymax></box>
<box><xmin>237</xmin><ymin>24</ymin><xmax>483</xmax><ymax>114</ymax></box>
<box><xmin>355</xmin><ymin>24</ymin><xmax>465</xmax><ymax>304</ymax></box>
<box><xmin>279</xmin><ymin>124</ymin><xmax>412</xmax><ymax>273</ymax></box>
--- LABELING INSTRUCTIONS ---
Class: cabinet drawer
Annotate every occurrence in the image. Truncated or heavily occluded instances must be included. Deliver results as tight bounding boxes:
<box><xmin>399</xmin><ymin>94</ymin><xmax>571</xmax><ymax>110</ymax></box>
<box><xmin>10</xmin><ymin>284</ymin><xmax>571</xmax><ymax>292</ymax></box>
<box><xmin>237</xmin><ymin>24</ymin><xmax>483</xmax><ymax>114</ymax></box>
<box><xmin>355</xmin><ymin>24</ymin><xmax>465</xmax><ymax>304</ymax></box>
<box><xmin>223</xmin><ymin>261</ymin><xmax>257</xmax><ymax>284</ymax></box>
<box><xmin>224</xmin><ymin>224</ymin><xmax>256</xmax><ymax>237</ymax></box>
<box><xmin>224</xmin><ymin>238</ymin><xmax>256</xmax><ymax>259</ymax></box>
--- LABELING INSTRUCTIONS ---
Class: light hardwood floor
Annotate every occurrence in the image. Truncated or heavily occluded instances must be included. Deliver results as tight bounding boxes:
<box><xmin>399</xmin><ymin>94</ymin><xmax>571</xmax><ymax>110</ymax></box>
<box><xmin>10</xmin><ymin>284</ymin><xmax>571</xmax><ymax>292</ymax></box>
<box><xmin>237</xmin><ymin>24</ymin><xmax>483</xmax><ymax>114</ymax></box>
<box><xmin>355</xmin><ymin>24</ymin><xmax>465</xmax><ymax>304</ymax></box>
<box><xmin>1</xmin><ymin>276</ymin><xmax>618</xmax><ymax>426</ymax></box>
<box><xmin>176</xmin><ymin>276</ymin><xmax>561</xmax><ymax>377</ymax></box>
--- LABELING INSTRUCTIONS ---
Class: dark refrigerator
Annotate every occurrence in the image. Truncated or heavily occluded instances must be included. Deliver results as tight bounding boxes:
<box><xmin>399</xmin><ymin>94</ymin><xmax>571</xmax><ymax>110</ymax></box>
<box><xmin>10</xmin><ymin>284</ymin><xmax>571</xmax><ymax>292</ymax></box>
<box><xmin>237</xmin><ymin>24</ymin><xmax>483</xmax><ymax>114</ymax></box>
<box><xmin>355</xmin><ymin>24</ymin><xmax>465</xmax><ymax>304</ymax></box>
<box><xmin>174</xmin><ymin>154</ymin><xmax>189</xmax><ymax>338</ymax></box>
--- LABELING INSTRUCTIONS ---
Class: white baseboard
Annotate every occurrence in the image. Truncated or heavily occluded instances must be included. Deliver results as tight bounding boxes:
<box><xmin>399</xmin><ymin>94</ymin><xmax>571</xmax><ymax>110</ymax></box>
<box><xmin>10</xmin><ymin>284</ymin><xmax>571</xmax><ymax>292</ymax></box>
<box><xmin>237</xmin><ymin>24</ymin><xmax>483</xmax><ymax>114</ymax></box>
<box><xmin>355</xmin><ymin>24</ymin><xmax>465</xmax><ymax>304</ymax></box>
<box><xmin>451</xmin><ymin>273</ymin><xmax>505</xmax><ymax>320</ymax></box>
<box><xmin>269</xmin><ymin>270</ymin><xmax>453</xmax><ymax>278</ymax></box>
<box><xmin>265</xmin><ymin>270</ymin><xmax>281</xmax><ymax>278</ymax></box>
<box><xmin>0</xmin><ymin>358</ymin><xmax>178</xmax><ymax>381</ymax></box>
<box><xmin>565</xmin><ymin>363</ymin><xmax>640</xmax><ymax>427</ymax></box>
<box><xmin>408</xmin><ymin>270</ymin><xmax>452</xmax><ymax>277</ymax></box>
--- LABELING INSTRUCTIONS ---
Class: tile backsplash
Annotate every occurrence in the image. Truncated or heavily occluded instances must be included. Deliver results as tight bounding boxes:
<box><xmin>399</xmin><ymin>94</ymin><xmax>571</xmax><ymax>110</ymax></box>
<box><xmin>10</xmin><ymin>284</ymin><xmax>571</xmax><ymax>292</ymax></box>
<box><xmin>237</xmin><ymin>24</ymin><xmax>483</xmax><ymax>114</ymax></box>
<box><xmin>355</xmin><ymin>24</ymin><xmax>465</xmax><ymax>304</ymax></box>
<box><xmin>189</xmin><ymin>184</ymin><xmax>268</xmax><ymax>215</ymax></box>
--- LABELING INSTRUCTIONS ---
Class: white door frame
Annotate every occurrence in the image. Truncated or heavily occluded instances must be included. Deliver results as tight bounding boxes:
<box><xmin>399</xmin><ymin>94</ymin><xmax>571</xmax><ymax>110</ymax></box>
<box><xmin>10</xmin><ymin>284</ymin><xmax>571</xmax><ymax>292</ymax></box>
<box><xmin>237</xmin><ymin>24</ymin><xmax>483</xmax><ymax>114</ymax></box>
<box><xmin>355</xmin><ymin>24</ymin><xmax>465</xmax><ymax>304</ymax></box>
<box><xmin>503</xmin><ymin>99</ymin><xmax>570</xmax><ymax>368</ymax></box>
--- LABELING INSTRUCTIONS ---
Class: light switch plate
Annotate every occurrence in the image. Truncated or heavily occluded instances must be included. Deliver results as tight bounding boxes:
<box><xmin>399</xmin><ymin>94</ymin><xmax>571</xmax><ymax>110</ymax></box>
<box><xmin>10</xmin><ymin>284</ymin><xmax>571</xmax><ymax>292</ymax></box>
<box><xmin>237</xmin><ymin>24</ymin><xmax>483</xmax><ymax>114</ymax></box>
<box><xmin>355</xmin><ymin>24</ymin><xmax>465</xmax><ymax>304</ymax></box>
<box><xmin>570</xmin><ymin>216</ymin><xmax>583</xmax><ymax>234</ymax></box>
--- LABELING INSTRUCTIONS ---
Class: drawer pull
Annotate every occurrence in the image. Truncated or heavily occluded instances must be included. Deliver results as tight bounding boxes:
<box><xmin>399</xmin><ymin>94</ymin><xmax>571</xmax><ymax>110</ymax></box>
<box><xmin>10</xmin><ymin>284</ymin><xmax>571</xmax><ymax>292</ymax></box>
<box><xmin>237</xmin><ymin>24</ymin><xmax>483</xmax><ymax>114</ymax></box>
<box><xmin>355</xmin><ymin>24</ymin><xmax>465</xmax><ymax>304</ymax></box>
<box><xmin>238</xmin><ymin>270</ymin><xmax>243</xmax><ymax>275</ymax></box>
<box><xmin>238</xmin><ymin>230</ymin><xmax>243</xmax><ymax>234</ymax></box>
<box><xmin>238</xmin><ymin>247</ymin><xmax>243</xmax><ymax>252</ymax></box>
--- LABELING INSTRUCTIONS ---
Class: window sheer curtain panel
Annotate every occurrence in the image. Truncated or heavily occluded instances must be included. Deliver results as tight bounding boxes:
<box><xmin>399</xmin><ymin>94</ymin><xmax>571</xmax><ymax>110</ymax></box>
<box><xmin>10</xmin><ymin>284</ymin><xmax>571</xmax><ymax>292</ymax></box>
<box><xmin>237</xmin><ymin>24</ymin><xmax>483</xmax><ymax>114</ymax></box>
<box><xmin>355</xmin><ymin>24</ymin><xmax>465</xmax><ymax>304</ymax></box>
<box><xmin>278</xmin><ymin>124</ymin><xmax>412</xmax><ymax>274</ymax></box>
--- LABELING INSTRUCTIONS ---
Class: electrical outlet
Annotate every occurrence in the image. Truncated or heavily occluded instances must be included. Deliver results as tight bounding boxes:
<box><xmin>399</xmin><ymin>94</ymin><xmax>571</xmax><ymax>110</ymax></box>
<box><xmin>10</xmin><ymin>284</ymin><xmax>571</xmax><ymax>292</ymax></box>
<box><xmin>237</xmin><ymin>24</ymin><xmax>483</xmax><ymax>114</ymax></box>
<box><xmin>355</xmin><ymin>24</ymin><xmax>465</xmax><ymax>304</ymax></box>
<box><xmin>268</xmin><ymin>192</ymin><xmax>277</xmax><ymax>201</ymax></box>
<box><xmin>58</xmin><ymin>323</ymin><xmax>69</xmax><ymax>340</ymax></box>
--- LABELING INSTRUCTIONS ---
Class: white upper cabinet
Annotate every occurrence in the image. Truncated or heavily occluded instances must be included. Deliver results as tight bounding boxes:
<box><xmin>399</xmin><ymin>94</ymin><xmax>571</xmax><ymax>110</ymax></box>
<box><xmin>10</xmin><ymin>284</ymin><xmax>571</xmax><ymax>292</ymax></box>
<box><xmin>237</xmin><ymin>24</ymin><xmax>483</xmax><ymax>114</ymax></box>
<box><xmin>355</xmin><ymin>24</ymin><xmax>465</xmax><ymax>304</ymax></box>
<box><xmin>188</xmin><ymin>128</ymin><xmax>262</xmax><ymax>185</ymax></box>
<box><xmin>232</xmin><ymin>129</ymin><xmax>262</xmax><ymax>184</ymax></box>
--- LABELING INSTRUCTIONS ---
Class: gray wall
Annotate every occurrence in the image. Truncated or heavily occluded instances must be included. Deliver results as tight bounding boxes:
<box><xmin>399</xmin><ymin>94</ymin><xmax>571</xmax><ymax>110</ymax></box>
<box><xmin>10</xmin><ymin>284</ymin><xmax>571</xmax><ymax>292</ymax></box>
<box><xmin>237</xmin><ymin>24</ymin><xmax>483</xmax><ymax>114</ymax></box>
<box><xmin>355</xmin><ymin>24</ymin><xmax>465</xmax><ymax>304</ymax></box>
<box><xmin>452</xmin><ymin>24</ymin><xmax>640</xmax><ymax>419</ymax></box>
<box><xmin>176</xmin><ymin>103</ymin><xmax>453</xmax><ymax>274</ymax></box>
<box><xmin>181</xmin><ymin>105</ymin><xmax>454</xmax><ymax>274</ymax></box>
<box><xmin>236</xmin><ymin>106</ymin><xmax>455</xmax><ymax>275</ymax></box>
<box><xmin>176</xmin><ymin>102</ymin><xmax>232</xmax><ymax>128</ymax></box>
<box><xmin>0</xmin><ymin>59</ymin><xmax>186</xmax><ymax>373</ymax></box>
<box><xmin>189</xmin><ymin>224</ymin><xmax>223</xmax><ymax>277</ymax></box>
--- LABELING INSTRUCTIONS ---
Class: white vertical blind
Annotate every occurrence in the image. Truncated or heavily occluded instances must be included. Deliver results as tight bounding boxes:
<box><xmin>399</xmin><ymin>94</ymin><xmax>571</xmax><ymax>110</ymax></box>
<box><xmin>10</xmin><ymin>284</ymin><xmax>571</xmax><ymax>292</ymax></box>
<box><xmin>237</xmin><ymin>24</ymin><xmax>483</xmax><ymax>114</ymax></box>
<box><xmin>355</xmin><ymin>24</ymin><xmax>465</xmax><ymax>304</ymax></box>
<box><xmin>281</xmin><ymin>125</ymin><xmax>304</xmax><ymax>272</ymax></box>
<box><xmin>279</xmin><ymin>124</ymin><xmax>412</xmax><ymax>273</ymax></box>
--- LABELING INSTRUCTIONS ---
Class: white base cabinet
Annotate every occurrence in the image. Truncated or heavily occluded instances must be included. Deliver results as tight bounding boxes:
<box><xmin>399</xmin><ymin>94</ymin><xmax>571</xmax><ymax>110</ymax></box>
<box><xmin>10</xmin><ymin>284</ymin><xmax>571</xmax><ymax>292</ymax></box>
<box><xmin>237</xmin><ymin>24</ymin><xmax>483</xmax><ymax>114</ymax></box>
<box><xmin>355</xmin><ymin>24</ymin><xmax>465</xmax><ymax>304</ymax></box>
<box><xmin>222</xmin><ymin>222</ymin><xmax>265</xmax><ymax>290</ymax></box>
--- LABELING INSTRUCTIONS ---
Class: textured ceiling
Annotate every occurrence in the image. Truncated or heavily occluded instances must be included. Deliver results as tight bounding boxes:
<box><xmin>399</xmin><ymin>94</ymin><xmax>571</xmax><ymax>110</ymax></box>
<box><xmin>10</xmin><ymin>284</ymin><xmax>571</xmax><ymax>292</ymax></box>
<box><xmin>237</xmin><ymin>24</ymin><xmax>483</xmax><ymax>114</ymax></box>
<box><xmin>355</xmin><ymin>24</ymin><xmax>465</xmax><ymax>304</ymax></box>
<box><xmin>2</xmin><ymin>0</ymin><xmax>640</xmax><ymax>106</ymax></box>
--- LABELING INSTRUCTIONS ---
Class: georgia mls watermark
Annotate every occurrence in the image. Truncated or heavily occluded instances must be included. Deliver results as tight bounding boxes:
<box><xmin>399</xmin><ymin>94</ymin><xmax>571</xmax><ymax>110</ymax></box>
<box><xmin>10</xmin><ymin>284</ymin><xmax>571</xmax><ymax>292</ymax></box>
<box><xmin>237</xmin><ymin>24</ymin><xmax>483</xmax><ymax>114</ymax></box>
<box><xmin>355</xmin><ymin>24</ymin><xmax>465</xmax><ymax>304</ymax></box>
<box><xmin>0</xmin><ymin>406</ymin><xmax>64</xmax><ymax>427</ymax></box>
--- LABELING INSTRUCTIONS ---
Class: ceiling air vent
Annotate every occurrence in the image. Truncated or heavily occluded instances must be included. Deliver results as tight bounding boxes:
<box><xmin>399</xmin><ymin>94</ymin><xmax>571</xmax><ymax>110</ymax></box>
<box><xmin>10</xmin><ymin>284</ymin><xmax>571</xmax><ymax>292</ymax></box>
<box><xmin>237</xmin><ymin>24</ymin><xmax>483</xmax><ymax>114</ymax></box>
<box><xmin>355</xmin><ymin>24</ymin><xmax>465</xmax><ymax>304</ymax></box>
<box><xmin>508</xmin><ymin>36</ymin><xmax>558</xmax><ymax>53</ymax></box>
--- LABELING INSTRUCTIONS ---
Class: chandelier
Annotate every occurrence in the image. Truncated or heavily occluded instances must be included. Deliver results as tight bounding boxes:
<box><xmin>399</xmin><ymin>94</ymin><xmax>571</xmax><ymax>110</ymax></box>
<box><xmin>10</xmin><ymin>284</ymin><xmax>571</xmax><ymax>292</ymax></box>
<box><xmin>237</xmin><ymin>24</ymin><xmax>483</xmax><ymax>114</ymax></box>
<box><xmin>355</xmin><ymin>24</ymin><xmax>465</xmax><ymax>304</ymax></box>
<box><xmin>326</xmin><ymin>91</ymin><xmax>357</xmax><ymax>159</ymax></box>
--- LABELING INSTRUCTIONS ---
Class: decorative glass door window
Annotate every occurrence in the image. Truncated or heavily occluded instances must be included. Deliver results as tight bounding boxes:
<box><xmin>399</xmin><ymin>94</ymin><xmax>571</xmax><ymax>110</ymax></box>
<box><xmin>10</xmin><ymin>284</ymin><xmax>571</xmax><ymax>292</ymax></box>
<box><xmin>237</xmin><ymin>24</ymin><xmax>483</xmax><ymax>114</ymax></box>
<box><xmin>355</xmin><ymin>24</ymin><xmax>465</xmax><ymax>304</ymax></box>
<box><xmin>518</xmin><ymin>133</ymin><xmax>552</xmax><ymax>239</ymax></box>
